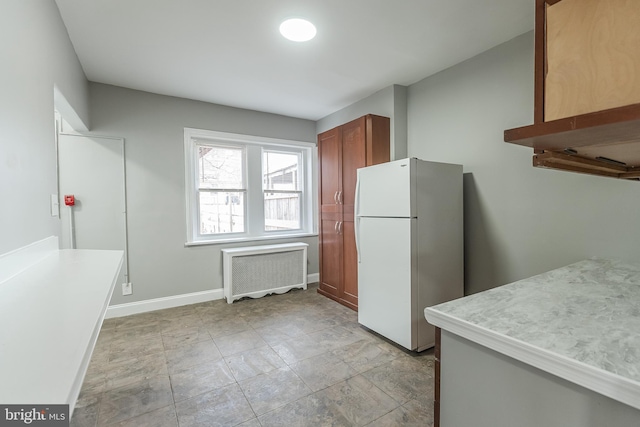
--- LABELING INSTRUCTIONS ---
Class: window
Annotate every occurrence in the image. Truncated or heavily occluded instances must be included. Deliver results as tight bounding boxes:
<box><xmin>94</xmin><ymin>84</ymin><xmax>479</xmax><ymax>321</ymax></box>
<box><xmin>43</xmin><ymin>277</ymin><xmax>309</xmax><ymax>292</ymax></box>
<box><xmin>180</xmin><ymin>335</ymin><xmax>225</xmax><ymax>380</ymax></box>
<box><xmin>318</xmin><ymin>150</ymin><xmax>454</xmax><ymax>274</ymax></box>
<box><xmin>197</xmin><ymin>145</ymin><xmax>246</xmax><ymax>235</ymax></box>
<box><xmin>184</xmin><ymin>128</ymin><xmax>316</xmax><ymax>244</ymax></box>
<box><xmin>263</xmin><ymin>150</ymin><xmax>301</xmax><ymax>231</ymax></box>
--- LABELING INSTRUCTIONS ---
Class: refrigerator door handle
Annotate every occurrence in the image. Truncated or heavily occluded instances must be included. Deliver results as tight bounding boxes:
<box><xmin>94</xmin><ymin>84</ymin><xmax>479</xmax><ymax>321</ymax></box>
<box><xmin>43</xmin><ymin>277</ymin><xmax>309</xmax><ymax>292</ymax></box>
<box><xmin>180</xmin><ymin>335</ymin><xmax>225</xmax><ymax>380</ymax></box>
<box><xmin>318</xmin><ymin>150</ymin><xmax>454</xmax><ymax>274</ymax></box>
<box><xmin>355</xmin><ymin>218</ymin><xmax>361</xmax><ymax>263</ymax></box>
<box><xmin>354</xmin><ymin>175</ymin><xmax>360</xmax><ymax>218</ymax></box>
<box><xmin>354</xmin><ymin>175</ymin><xmax>361</xmax><ymax>263</ymax></box>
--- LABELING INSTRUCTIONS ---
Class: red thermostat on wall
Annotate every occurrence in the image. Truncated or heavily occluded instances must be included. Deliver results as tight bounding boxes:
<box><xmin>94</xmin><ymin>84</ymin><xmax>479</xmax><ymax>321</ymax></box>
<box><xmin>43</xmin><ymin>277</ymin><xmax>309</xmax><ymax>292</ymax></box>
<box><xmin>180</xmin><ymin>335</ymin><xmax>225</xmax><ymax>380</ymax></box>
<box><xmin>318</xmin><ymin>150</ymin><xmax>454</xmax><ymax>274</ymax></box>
<box><xmin>64</xmin><ymin>195</ymin><xmax>75</xmax><ymax>206</ymax></box>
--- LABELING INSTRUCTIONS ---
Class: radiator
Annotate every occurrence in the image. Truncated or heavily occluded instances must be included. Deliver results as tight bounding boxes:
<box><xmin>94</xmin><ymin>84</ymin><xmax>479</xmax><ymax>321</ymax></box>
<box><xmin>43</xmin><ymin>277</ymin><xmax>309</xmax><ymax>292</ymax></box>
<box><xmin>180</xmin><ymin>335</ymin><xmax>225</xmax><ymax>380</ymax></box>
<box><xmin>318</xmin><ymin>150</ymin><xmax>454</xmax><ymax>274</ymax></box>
<box><xmin>221</xmin><ymin>242</ymin><xmax>308</xmax><ymax>303</ymax></box>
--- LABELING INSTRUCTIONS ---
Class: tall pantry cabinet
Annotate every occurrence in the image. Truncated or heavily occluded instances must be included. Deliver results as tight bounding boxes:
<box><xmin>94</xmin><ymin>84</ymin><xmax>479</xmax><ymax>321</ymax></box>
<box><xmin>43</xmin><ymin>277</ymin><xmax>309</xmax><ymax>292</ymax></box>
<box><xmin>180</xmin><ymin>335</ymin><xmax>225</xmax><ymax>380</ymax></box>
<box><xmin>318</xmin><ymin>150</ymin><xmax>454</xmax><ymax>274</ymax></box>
<box><xmin>317</xmin><ymin>114</ymin><xmax>390</xmax><ymax>311</ymax></box>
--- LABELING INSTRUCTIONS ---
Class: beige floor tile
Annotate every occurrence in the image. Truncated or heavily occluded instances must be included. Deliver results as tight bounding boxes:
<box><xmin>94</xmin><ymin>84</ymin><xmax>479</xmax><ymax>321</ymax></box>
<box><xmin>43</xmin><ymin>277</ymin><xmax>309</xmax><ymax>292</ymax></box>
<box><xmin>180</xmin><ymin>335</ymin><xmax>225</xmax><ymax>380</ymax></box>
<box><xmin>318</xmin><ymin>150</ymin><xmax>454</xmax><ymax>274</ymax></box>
<box><xmin>161</xmin><ymin>326</ymin><xmax>211</xmax><ymax>350</ymax></box>
<box><xmin>316</xmin><ymin>375</ymin><xmax>400</xmax><ymax>426</ymax></box>
<box><xmin>104</xmin><ymin>352</ymin><xmax>168</xmax><ymax>391</ymax></box>
<box><xmin>72</xmin><ymin>284</ymin><xmax>436</xmax><ymax>427</ymax></box>
<box><xmin>97</xmin><ymin>375</ymin><xmax>173</xmax><ymax>426</ymax></box>
<box><xmin>361</xmin><ymin>356</ymin><xmax>435</xmax><ymax>406</ymax></box>
<box><xmin>270</xmin><ymin>334</ymin><xmax>329</xmax><ymax>364</ymax></box>
<box><xmin>332</xmin><ymin>339</ymin><xmax>404</xmax><ymax>374</ymax></box>
<box><xmin>365</xmin><ymin>398</ymin><xmax>434</xmax><ymax>427</ymax></box>
<box><xmin>106</xmin><ymin>404</ymin><xmax>178</xmax><ymax>427</ymax></box>
<box><xmin>224</xmin><ymin>346</ymin><xmax>287</xmax><ymax>382</ymax></box>
<box><xmin>170</xmin><ymin>359</ymin><xmax>235</xmax><ymax>402</ymax></box>
<box><xmin>71</xmin><ymin>392</ymin><xmax>101</xmax><ymax>427</ymax></box>
<box><xmin>290</xmin><ymin>352</ymin><xmax>358</xmax><ymax>392</ymax></box>
<box><xmin>164</xmin><ymin>339</ymin><xmax>221</xmax><ymax>374</ymax></box>
<box><xmin>107</xmin><ymin>334</ymin><xmax>165</xmax><ymax>363</ymax></box>
<box><xmin>236</xmin><ymin>417</ymin><xmax>262</xmax><ymax>427</ymax></box>
<box><xmin>252</xmin><ymin>323</ymin><xmax>307</xmax><ymax>346</ymax></box>
<box><xmin>213</xmin><ymin>329</ymin><xmax>268</xmax><ymax>357</ymax></box>
<box><xmin>159</xmin><ymin>313</ymin><xmax>204</xmax><ymax>333</ymax></box>
<box><xmin>307</xmin><ymin>326</ymin><xmax>363</xmax><ymax>351</ymax></box>
<box><xmin>204</xmin><ymin>317</ymin><xmax>252</xmax><ymax>339</ymax></box>
<box><xmin>238</xmin><ymin>366</ymin><xmax>312</xmax><ymax>415</ymax></box>
<box><xmin>258</xmin><ymin>393</ymin><xmax>350</xmax><ymax>427</ymax></box>
<box><xmin>175</xmin><ymin>383</ymin><xmax>255</xmax><ymax>427</ymax></box>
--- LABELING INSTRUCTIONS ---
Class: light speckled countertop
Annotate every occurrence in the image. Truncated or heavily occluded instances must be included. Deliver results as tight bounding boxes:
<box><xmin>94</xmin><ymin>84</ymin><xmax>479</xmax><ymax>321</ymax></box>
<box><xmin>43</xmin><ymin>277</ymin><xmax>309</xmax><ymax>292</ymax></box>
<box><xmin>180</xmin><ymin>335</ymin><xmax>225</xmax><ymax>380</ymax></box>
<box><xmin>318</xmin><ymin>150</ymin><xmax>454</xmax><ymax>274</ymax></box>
<box><xmin>425</xmin><ymin>258</ymin><xmax>640</xmax><ymax>410</ymax></box>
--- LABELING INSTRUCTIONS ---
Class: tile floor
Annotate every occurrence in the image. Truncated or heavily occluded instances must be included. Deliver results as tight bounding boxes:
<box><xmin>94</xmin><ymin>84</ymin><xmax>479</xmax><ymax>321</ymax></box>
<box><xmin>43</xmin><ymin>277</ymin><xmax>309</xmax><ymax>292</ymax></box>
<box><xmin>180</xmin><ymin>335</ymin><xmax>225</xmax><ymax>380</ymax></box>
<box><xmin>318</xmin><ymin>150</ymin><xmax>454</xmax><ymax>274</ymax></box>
<box><xmin>71</xmin><ymin>283</ymin><xmax>435</xmax><ymax>427</ymax></box>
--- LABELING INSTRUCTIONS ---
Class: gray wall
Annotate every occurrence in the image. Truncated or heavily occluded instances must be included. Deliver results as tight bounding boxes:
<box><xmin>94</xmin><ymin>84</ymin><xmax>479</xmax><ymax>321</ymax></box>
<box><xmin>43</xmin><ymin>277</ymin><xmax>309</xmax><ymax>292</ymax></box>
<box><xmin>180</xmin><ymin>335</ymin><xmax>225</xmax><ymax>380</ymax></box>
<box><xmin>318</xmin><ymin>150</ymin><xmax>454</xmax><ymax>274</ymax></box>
<box><xmin>407</xmin><ymin>32</ymin><xmax>640</xmax><ymax>295</ymax></box>
<box><xmin>440</xmin><ymin>331</ymin><xmax>640</xmax><ymax>427</ymax></box>
<box><xmin>317</xmin><ymin>84</ymin><xmax>408</xmax><ymax>160</ymax></box>
<box><xmin>0</xmin><ymin>0</ymin><xmax>89</xmax><ymax>255</ymax></box>
<box><xmin>89</xmin><ymin>83</ymin><xmax>318</xmax><ymax>305</ymax></box>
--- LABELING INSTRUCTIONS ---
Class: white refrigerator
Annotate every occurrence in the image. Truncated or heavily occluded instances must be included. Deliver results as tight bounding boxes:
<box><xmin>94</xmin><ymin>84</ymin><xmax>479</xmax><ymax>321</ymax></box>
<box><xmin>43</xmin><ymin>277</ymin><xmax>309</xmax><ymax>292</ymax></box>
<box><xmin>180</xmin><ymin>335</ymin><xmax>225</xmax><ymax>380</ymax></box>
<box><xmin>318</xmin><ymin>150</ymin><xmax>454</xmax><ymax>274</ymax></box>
<box><xmin>355</xmin><ymin>158</ymin><xmax>463</xmax><ymax>351</ymax></box>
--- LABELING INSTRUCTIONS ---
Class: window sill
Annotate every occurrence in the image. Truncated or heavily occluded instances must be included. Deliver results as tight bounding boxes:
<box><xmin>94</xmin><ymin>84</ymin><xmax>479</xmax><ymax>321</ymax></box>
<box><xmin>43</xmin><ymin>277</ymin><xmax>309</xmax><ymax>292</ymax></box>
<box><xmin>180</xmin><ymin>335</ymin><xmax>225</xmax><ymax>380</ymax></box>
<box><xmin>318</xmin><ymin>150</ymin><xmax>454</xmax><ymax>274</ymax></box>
<box><xmin>184</xmin><ymin>232</ymin><xmax>318</xmax><ymax>247</ymax></box>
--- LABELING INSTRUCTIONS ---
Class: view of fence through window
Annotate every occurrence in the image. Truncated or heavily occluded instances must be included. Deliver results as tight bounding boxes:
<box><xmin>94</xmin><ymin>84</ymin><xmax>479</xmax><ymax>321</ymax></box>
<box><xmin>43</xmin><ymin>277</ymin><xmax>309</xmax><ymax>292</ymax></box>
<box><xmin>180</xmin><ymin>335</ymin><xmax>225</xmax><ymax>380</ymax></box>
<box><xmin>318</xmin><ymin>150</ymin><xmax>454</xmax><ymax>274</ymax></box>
<box><xmin>197</xmin><ymin>145</ymin><xmax>302</xmax><ymax>235</ymax></box>
<box><xmin>263</xmin><ymin>151</ymin><xmax>301</xmax><ymax>231</ymax></box>
<box><xmin>198</xmin><ymin>145</ymin><xmax>245</xmax><ymax>235</ymax></box>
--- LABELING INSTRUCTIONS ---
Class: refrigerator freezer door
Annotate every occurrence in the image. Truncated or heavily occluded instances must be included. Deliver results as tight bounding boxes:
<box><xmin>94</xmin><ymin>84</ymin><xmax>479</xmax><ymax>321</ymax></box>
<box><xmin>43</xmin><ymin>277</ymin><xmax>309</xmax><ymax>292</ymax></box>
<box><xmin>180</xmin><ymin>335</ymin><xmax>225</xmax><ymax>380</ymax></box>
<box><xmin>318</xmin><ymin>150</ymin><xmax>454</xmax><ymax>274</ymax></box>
<box><xmin>356</xmin><ymin>158</ymin><xmax>415</xmax><ymax>218</ymax></box>
<box><xmin>357</xmin><ymin>217</ymin><xmax>416</xmax><ymax>350</ymax></box>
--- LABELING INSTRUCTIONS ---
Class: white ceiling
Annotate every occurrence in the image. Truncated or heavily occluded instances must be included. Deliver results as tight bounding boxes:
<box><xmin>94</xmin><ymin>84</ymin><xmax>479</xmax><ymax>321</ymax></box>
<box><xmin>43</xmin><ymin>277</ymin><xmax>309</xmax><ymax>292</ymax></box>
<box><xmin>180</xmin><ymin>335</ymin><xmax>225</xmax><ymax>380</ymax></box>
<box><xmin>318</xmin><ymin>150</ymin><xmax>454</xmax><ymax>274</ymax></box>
<box><xmin>54</xmin><ymin>0</ymin><xmax>534</xmax><ymax>121</ymax></box>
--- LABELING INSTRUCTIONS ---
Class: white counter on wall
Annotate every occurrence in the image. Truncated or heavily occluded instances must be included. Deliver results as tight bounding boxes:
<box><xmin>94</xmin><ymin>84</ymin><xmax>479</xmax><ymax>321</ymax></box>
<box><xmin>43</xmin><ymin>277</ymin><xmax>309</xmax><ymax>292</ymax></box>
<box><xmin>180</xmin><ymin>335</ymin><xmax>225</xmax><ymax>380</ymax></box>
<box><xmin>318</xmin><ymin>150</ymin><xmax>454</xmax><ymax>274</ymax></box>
<box><xmin>425</xmin><ymin>258</ymin><xmax>640</xmax><ymax>413</ymax></box>
<box><xmin>0</xmin><ymin>237</ymin><xmax>123</xmax><ymax>415</ymax></box>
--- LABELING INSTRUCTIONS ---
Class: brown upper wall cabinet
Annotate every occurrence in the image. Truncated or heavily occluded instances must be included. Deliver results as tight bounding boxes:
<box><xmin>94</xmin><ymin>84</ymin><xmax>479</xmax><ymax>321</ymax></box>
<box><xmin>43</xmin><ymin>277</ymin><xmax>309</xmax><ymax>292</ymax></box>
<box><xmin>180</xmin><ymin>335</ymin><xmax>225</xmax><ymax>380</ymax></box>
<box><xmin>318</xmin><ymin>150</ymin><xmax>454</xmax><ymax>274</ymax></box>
<box><xmin>504</xmin><ymin>0</ymin><xmax>640</xmax><ymax>180</ymax></box>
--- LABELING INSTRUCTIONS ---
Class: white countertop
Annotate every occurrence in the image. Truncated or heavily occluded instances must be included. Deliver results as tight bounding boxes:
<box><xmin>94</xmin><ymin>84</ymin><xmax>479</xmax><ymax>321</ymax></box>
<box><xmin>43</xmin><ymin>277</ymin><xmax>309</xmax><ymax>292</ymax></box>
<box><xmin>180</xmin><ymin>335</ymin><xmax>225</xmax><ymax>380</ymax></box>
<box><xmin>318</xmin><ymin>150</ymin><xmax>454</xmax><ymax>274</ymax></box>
<box><xmin>0</xmin><ymin>248</ymin><xmax>123</xmax><ymax>412</ymax></box>
<box><xmin>425</xmin><ymin>258</ymin><xmax>640</xmax><ymax>410</ymax></box>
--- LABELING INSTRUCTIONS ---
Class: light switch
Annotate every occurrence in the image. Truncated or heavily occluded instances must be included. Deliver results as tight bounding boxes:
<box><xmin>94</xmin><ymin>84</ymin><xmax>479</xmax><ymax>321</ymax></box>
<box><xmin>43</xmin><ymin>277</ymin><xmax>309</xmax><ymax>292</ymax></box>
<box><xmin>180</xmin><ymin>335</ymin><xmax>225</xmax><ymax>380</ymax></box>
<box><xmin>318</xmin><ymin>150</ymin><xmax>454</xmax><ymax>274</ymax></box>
<box><xmin>50</xmin><ymin>194</ymin><xmax>59</xmax><ymax>217</ymax></box>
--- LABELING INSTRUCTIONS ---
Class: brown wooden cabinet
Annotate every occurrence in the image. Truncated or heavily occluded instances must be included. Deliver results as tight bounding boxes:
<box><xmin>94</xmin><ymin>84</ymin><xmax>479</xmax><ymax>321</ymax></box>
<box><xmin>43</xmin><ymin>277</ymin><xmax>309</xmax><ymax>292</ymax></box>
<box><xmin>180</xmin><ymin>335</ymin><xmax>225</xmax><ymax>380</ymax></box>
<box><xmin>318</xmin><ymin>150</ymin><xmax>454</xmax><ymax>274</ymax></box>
<box><xmin>317</xmin><ymin>114</ymin><xmax>390</xmax><ymax>311</ymax></box>
<box><xmin>505</xmin><ymin>0</ymin><xmax>640</xmax><ymax>181</ymax></box>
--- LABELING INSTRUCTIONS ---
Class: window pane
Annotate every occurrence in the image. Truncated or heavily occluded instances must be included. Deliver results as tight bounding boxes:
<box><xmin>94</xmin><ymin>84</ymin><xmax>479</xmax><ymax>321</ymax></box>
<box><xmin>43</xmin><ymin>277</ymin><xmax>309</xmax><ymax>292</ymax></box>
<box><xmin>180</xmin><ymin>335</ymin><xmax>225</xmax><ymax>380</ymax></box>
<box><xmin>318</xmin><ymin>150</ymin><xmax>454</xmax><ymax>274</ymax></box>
<box><xmin>263</xmin><ymin>151</ymin><xmax>300</xmax><ymax>191</ymax></box>
<box><xmin>198</xmin><ymin>145</ymin><xmax>244</xmax><ymax>189</ymax></box>
<box><xmin>199</xmin><ymin>191</ymin><xmax>245</xmax><ymax>234</ymax></box>
<box><xmin>264</xmin><ymin>192</ymin><xmax>300</xmax><ymax>231</ymax></box>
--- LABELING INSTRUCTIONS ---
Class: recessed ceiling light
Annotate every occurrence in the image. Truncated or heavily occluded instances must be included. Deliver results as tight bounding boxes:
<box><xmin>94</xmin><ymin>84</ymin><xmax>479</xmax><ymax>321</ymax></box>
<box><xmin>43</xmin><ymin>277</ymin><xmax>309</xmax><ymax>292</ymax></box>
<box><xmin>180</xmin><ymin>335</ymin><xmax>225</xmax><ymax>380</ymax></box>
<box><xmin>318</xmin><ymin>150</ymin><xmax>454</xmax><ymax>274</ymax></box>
<box><xmin>279</xmin><ymin>18</ymin><xmax>316</xmax><ymax>42</ymax></box>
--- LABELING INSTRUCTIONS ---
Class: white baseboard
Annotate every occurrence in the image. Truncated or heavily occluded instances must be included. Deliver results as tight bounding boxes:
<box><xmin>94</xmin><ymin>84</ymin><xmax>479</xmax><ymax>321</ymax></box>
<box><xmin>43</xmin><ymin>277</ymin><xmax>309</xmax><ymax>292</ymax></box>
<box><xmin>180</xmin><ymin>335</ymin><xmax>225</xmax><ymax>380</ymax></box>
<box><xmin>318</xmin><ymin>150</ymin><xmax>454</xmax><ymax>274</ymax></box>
<box><xmin>106</xmin><ymin>289</ymin><xmax>224</xmax><ymax>319</ymax></box>
<box><xmin>106</xmin><ymin>272</ymin><xmax>320</xmax><ymax>318</ymax></box>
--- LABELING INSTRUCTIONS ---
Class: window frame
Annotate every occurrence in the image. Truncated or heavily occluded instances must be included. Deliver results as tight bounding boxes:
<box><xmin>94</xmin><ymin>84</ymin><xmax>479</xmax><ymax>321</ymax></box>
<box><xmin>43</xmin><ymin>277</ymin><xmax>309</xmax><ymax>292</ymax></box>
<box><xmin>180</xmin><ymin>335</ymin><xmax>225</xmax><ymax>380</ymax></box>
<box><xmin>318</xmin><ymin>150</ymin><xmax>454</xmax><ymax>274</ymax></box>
<box><xmin>184</xmin><ymin>128</ymin><xmax>317</xmax><ymax>245</ymax></box>
<box><xmin>262</xmin><ymin>148</ymin><xmax>303</xmax><ymax>232</ymax></box>
<box><xmin>196</xmin><ymin>143</ymin><xmax>248</xmax><ymax>237</ymax></box>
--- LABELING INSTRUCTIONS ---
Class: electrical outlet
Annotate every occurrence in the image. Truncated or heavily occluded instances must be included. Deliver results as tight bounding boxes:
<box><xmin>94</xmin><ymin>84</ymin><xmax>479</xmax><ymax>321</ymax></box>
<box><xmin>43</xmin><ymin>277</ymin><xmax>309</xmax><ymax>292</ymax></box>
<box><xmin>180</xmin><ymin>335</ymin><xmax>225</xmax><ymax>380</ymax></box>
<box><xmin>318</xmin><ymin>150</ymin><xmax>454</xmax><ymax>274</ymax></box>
<box><xmin>122</xmin><ymin>282</ymin><xmax>132</xmax><ymax>296</ymax></box>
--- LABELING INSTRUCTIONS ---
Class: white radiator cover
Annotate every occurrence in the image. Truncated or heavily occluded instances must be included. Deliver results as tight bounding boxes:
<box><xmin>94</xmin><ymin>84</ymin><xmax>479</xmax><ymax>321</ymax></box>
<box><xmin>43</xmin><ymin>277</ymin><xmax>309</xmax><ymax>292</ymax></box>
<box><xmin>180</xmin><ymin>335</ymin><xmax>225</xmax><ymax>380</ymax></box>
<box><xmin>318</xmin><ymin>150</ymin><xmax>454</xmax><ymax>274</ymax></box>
<box><xmin>221</xmin><ymin>242</ymin><xmax>308</xmax><ymax>303</ymax></box>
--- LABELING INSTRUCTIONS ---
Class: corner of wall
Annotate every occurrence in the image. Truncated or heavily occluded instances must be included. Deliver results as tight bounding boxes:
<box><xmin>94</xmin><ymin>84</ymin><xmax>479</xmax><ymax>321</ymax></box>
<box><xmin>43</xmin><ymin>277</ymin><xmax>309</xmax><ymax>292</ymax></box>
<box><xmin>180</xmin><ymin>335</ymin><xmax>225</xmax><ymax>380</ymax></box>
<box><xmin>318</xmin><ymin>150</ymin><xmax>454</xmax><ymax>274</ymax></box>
<box><xmin>54</xmin><ymin>85</ymin><xmax>90</xmax><ymax>132</ymax></box>
<box><xmin>314</xmin><ymin>84</ymin><xmax>410</xmax><ymax>161</ymax></box>
<box><xmin>392</xmin><ymin>85</ymin><xmax>408</xmax><ymax>160</ymax></box>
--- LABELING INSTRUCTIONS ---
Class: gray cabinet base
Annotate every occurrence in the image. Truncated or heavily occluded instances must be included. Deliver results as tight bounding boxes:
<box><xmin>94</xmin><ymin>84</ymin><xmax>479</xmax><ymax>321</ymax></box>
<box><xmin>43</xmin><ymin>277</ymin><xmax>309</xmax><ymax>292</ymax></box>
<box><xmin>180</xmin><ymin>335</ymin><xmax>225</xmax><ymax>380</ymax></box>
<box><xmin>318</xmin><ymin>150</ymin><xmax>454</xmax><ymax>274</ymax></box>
<box><xmin>439</xmin><ymin>330</ymin><xmax>640</xmax><ymax>427</ymax></box>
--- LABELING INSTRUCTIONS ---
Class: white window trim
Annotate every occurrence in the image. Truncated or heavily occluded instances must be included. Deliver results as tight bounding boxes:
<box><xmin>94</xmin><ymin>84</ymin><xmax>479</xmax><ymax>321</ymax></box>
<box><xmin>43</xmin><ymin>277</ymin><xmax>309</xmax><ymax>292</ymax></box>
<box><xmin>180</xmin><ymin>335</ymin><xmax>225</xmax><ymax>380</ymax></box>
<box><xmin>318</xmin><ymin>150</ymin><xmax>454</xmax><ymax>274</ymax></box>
<box><xmin>184</xmin><ymin>128</ymin><xmax>318</xmax><ymax>245</ymax></box>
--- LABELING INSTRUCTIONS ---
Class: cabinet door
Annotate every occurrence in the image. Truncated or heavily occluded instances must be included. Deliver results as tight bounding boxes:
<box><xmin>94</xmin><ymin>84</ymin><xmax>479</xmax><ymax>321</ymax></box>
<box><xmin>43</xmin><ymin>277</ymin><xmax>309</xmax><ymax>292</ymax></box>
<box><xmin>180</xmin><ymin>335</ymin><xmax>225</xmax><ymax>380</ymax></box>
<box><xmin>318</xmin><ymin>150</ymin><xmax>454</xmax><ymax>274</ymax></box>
<box><xmin>318</xmin><ymin>127</ymin><xmax>343</xmax><ymax>298</ymax></box>
<box><xmin>341</xmin><ymin>219</ymin><xmax>358</xmax><ymax>309</ymax></box>
<box><xmin>341</xmin><ymin>117</ymin><xmax>366</xmax><ymax>304</ymax></box>
<box><xmin>319</xmin><ymin>216</ymin><xmax>341</xmax><ymax>297</ymax></box>
<box><xmin>341</xmin><ymin>117</ymin><xmax>367</xmax><ymax>209</ymax></box>
<box><xmin>318</xmin><ymin>127</ymin><xmax>342</xmax><ymax>211</ymax></box>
